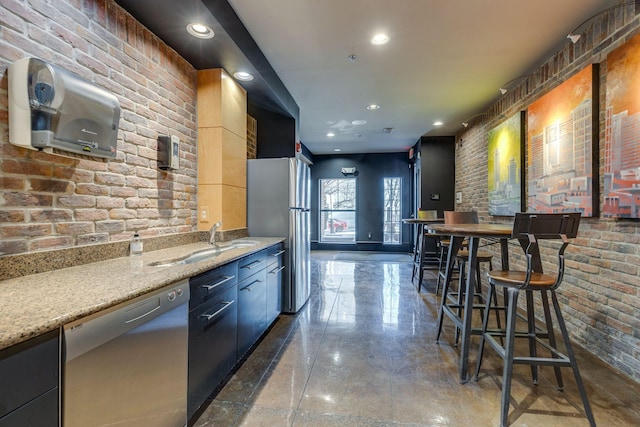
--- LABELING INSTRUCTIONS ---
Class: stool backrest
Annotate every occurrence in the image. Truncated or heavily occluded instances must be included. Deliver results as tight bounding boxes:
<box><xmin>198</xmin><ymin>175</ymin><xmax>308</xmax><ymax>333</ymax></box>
<box><xmin>419</xmin><ymin>209</ymin><xmax>438</xmax><ymax>220</ymax></box>
<box><xmin>444</xmin><ymin>210</ymin><xmax>478</xmax><ymax>224</ymax></box>
<box><xmin>512</xmin><ymin>213</ymin><xmax>581</xmax><ymax>239</ymax></box>
<box><xmin>512</xmin><ymin>213</ymin><xmax>581</xmax><ymax>282</ymax></box>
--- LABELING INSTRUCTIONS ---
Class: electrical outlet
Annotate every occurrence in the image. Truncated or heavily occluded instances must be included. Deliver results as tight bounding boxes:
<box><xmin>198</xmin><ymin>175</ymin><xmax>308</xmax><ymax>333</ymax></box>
<box><xmin>200</xmin><ymin>206</ymin><xmax>209</xmax><ymax>222</ymax></box>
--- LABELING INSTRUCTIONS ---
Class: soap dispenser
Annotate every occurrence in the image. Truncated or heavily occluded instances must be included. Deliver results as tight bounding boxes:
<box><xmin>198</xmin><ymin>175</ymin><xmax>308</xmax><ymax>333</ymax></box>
<box><xmin>130</xmin><ymin>232</ymin><xmax>143</xmax><ymax>256</ymax></box>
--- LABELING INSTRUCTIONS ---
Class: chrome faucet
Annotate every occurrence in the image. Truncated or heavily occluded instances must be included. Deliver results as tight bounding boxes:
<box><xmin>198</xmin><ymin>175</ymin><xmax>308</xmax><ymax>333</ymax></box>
<box><xmin>209</xmin><ymin>221</ymin><xmax>222</xmax><ymax>245</ymax></box>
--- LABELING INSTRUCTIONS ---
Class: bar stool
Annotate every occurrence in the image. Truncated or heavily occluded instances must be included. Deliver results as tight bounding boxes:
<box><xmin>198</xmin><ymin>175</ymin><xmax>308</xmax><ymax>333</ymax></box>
<box><xmin>411</xmin><ymin>210</ymin><xmax>441</xmax><ymax>291</ymax></box>
<box><xmin>474</xmin><ymin>213</ymin><xmax>595</xmax><ymax>427</ymax></box>
<box><xmin>451</xmin><ymin>248</ymin><xmax>500</xmax><ymax>345</ymax></box>
<box><xmin>436</xmin><ymin>211</ymin><xmax>497</xmax><ymax>343</ymax></box>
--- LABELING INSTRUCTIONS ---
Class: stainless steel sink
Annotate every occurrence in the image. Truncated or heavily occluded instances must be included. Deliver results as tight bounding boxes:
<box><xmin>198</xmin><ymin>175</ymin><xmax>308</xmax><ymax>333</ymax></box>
<box><xmin>148</xmin><ymin>240</ymin><xmax>260</xmax><ymax>267</ymax></box>
<box><xmin>217</xmin><ymin>240</ymin><xmax>260</xmax><ymax>248</ymax></box>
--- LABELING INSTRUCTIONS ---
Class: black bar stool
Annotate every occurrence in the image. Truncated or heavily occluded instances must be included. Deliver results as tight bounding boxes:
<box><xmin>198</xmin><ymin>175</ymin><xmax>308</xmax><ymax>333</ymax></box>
<box><xmin>474</xmin><ymin>213</ymin><xmax>595</xmax><ymax>427</ymax></box>
<box><xmin>411</xmin><ymin>210</ymin><xmax>441</xmax><ymax>291</ymax></box>
<box><xmin>436</xmin><ymin>211</ymin><xmax>497</xmax><ymax>343</ymax></box>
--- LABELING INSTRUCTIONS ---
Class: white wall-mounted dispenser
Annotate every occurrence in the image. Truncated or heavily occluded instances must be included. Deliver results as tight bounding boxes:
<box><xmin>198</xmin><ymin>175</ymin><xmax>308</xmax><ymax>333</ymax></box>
<box><xmin>8</xmin><ymin>57</ymin><xmax>120</xmax><ymax>159</ymax></box>
<box><xmin>158</xmin><ymin>135</ymin><xmax>179</xmax><ymax>170</ymax></box>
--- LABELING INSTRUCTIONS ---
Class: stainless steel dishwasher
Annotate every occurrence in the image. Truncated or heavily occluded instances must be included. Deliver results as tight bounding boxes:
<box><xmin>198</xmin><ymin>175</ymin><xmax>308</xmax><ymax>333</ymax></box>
<box><xmin>62</xmin><ymin>281</ymin><xmax>190</xmax><ymax>427</ymax></box>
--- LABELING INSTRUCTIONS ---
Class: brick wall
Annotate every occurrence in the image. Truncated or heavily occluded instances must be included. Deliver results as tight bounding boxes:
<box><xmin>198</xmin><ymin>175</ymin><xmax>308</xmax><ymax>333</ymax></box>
<box><xmin>457</xmin><ymin>4</ymin><xmax>640</xmax><ymax>381</ymax></box>
<box><xmin>0</xmin><ymin>0</ymin><xmax>198</xmax><ymax>255</ymax></box>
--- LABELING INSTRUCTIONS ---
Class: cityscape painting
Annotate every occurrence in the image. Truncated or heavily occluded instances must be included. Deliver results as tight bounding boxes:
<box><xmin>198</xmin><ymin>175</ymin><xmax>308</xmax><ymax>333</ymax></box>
<box><xmin>527</xmin><ymin>64</ymin><xmax>598</xmax><ymax>217</ymax></box>
<box><xmin>604</xmin><ymin>32</ymin><xmax>640</xmax><ymax>218</ymax></box>
<box><xmin>487</xmin><ymin>112</ymin><xmax>523</xmax><ymax>216</ymax></box>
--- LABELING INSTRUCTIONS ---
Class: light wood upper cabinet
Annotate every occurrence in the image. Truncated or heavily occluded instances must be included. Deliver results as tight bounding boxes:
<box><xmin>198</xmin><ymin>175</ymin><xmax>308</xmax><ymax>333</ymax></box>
<box><xmin>196</xmin><ymin>68</ymin><xmax>248</xmax><ymax>232</ymax></box>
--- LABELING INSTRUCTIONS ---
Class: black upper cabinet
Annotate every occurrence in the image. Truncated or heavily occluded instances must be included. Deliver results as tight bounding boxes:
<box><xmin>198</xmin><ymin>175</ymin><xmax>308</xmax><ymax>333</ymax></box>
<box><xmin>248</xmin><ymin>104</ymin><xmax>297</xmax><ymax>159</ymax></box>
<box><xmin>419</xmin><ymin>136</ymin><xmax>455</xmax><ymax>215</ymax></box>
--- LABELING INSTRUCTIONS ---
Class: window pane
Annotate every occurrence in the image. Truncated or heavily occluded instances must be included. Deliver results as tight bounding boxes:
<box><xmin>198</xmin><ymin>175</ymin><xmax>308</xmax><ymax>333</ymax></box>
<box><xmin>320</xmin><ymin>178</ymin><xmax>356</xmax><ymax>243</ymax></box>
<box><xmin>383</xmin><ymin>177</ymin><xmax>401</xmax><ymax>244</ymax></box>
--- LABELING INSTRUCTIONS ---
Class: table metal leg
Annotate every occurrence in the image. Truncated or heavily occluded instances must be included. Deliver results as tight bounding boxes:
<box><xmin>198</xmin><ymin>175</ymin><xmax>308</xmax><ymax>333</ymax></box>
<box><xmin>436</xmin><ymin>235</ymin><xmax>463</xmax><ymax>341</ymax></box>
<box><xmin>458</xmin><ymin>236</ymin><xmax>479</xmax><ymax>383</ymax></box>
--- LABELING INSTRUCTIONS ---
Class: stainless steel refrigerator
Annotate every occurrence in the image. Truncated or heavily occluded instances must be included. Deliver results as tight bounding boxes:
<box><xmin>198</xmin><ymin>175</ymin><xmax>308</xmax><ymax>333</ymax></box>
<box><xmin>247</xmin><ymin>158</ymin><xmax>311</xmax><ymax>313</ymax></box>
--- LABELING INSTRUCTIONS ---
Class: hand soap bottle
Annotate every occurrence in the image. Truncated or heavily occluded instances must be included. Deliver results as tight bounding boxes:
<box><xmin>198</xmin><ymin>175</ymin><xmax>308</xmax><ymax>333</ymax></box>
<box><xmin>130</xmin><ymin>232</ymin><xmax>143</xmax><ymax>256</ymax></box>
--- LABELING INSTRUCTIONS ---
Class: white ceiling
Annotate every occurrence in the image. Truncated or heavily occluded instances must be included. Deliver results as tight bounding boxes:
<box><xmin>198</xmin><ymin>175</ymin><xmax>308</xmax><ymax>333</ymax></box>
<box><xmin>228</xmin><ymin>0</ymin><xmax>618</xmax><ymax>154</ymax></box>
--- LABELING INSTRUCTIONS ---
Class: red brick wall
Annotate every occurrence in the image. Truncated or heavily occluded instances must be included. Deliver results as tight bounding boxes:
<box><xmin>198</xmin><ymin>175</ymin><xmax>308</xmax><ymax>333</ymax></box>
<box><xmin>0</xmin><ymin>0</ymin><xmax>198</xmax><ymax>255</ymax></box>
<box><xmin>457</xmin><ymin>4</ymin><xmax>640</xmax><ymax>381</ymax></box>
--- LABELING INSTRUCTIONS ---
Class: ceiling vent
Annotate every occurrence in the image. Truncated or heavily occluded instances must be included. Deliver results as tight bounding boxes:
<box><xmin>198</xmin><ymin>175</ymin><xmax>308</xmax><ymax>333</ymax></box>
<box><xmin>382</xmin><ymin>127</ymin><xmax>394</xmax><ymax>134</ymax></box>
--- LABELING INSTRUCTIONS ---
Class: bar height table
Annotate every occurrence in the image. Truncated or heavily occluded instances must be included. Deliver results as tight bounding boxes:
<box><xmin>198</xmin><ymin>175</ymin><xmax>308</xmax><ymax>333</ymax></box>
<box><xmin>427</xmin><ymin>222</ymin><xmax>513</xmax><ymax>383</ymax></box>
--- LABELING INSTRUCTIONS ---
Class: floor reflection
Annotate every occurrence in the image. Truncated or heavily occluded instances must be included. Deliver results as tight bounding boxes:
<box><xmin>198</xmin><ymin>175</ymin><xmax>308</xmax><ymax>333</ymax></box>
<box><xmin>193</xmin><ymin>250</ymin><xmax>640</xmax><ymax>427</ymax></box>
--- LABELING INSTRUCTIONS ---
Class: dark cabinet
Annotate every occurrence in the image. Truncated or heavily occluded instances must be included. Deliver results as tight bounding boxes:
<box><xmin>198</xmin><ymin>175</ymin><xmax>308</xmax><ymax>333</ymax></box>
<box><xmin>187</xmin><ymin>242</ymin><xmax>284</xmax><ymax>423</ymax></box>
<box><xmin>187</xmin><ymin>262</ymin><xmax>238</xmax><ymax>419</ymax></box>
<box><xmin>0</xmin><ymin>329</ymin><xmax>59</xmax><ymax>427</ymax></box>
<box><xmin>237</xmin><ymin>249</ymin><xmax>268</xmax><ymax>357</ymax></box>
<box><xmin>266</xmin><ymin>244</ymin><xmax>285</xmax><ymax>325</ymax></box>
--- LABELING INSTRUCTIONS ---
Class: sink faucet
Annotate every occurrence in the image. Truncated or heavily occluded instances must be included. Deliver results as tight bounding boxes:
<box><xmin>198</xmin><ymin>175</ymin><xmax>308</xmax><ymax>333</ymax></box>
<box><xmin>209</xmin><ymin>221</ymin><xmax>222</xmax><ymax>245</ymax></box>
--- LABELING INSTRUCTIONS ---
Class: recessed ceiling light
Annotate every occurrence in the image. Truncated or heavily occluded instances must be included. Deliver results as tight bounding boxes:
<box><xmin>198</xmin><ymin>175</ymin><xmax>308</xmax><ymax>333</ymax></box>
<box><xmin>233</xmin><ymin>71</ymin><xmax>254</xmax><ymax>81</ymax></box>
<box><xmin>327</xmin><ymin>132</ymin><xmax>335</xmax><ymax>137</ymax></box>
<box><xmin>371</xmin><ymin>33</ymin><xmax>389</xmax><ymax>45</ymax></box>
<box><xmin>352</xmin><ymin>120</ymin><xmax>367</xmax><ymax>125</ymax></box>
<box><xmin>334</xmin><ymin>148</ymin><xmax>342</xmax><ymax>152</ymax></box>
<box><xmin>186</xmin><ymin>23</ymin><xmax>214</xmax><ymax>39</ymax></box>
<box><xmin>366</xmin><ymin>104</ymin><xmax>381</xmax><ymax>110</ymax></box>
<box><xmin>433</xmin><ymin>121</ymin><xmax>444</xmax><ymax>126</ymax></box>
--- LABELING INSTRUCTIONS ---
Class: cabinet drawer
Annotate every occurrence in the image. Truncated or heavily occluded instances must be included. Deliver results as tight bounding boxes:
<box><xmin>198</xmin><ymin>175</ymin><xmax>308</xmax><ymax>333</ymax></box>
<box><xmin>0</xmin><ymin>387</ymin><xmax>58</xmax><ymax>427</ymax></box>
<box><xmin>237</xmin><ymin>269</ymin><xmax>267</xmax><ymax>357</ymax></box>
<box><xmin>0</xmin><ymin>329</ymin><xmax>59</xmax><ymax>420</ymax></box>
<box><xmin>188</xmin><ymin>283</ymin><xmax>238</xmax><ymax>418</ymax></box>
<box><xmin>266</xmin><ymin>244</ymin><xmax>285</xmax><ymax>267</ymax></box>
<box><xmin>238</xmin><ymin>249</ymin><xmax>267</xmax><ymax>281</ymax></box>
<box><xmin>190</xmin><ymin>261</ymin><xmax>238</xmax><ymax>308</ymax></box>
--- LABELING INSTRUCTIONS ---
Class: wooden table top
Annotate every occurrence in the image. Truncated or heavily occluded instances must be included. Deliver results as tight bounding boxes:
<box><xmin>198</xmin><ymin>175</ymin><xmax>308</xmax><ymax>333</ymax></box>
<box><xmin>427</xmin><ymin>223</ymin><xmax>512</xmax><ymax>237</ymax></box>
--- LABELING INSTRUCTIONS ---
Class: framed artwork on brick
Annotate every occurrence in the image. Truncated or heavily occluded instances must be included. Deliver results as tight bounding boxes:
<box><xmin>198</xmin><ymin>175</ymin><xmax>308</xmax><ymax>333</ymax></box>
<box><xmin>604</xmin><ymin>33</ymin><xmax>640</xmax><ymax>218</ymax></box>
<box><xmin>526</xmin><ymin>64</ymin><xmax>599</xmax><ymax>217</ymax></box>
<box><xmin>487</xmin><ymin>111</ymin><xmax>524</xmax><ymax>216</ymax></box>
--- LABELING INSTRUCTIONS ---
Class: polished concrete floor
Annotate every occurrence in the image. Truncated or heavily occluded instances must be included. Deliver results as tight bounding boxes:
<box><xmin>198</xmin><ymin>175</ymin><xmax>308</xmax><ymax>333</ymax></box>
<box><xmin>193</xmin><ymin>251</ymin><xmax>640</xmax><ymax>426</ymax></box>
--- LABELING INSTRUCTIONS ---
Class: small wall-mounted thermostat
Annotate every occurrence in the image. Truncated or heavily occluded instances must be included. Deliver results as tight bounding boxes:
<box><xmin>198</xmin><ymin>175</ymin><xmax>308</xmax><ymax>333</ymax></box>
<box><xmin>158</xmin><ymin>135</ymin><xmax>179</xmax><ymax>170</ymax></box>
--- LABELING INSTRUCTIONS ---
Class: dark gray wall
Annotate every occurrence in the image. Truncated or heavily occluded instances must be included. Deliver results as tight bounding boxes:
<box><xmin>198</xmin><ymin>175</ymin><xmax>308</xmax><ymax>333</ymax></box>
<box><xmin>310</xmin><ymin>152</ymin><xmax>412</xmax><ymax>252</ymax></box>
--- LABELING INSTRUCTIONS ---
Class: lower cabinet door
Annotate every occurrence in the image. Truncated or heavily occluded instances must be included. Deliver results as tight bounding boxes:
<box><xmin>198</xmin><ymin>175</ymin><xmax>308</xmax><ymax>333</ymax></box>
<box><xmin>237</xmin><ymin>270</ymin><xmax>267</xmax><ymax>358</ymax></box>
<box><xmin>266</xmin><ymin>262</ymin><xmax>284</xmax><ymax>325</ymax></box>
<box><xmin>188</xmin><ymin>284</ymin><xmax>238</xmax><ymax>419</ymax></box>
<box><xmin>0</xmin><ymin>387</ymin><xmax>58</xmax><ymax>427</ymax></box>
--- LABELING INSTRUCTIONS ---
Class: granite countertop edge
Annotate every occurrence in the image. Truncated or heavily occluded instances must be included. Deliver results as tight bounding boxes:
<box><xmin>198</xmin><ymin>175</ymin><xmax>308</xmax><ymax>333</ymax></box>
<box><xmin>0</xmin><ymin>237</ymin><xmax>285</xmax><ymax>351</ymax></box>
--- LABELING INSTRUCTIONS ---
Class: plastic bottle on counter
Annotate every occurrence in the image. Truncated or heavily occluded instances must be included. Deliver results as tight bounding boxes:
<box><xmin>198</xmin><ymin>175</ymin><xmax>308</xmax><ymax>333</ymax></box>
<box><xmin>130</xmin><ymin>232</ymin><xmax>143</xmax><ymax>256</ymax></box>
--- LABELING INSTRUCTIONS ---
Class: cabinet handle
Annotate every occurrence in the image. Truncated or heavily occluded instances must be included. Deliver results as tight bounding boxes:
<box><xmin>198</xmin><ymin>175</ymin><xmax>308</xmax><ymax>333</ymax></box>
<box><xmin>199</xmin><ymin>300</ymin><xmax>235</xmax><ymax>322</ymax></box>
<box><xmin>200</xmin><ymin>275</ymin><xmax>235</xmax><ymax>292</ymax></box>
<box><xmin>269</xmin><ymin>265</ymin><xmax>285</xmax><ymax>274</ymax></box>
<box><xmin>272</xmin><ymin>250</ymin><xmax>285</xmax><ymax>257</ymax></box>
<box><xmin>240</xmin><ymin>279</ymin><xmax>262</xmax><ymax>292</ymax></box>
<box><xmin>241</xmin><ymin>260</ymin><xmax>264</xmax><ymax>270</ymax></box>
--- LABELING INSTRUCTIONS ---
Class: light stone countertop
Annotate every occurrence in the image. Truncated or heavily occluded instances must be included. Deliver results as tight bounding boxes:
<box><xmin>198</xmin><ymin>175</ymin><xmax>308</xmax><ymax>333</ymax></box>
<box><xmin>0</xmin><ymin>237</ymin><xmax>284</xmax><ymax>351</ymax></box>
